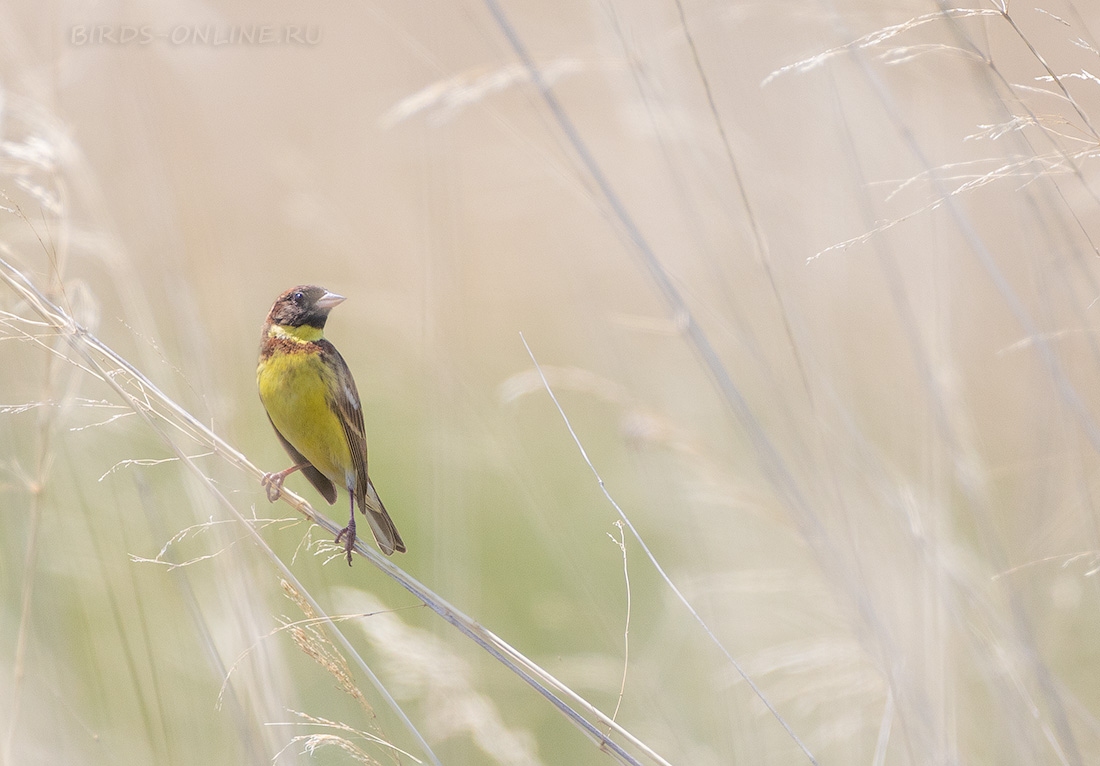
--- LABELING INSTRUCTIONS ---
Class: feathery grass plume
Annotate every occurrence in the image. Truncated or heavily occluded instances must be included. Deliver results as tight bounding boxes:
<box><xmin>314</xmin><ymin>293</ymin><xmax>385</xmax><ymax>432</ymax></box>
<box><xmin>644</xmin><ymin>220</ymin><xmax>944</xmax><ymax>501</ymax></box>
<box><xmin>270</xmin><ymin>711</ymin><xmax>405</xmax><ymax>765</ymax></box>
<box><xmin>280</xmin><ymin>579</ymin><xmax>377</xmax><ymax>716</ymax></box>
<box><xmin>760</xmin><ymin>8</ymin><xmax>1002</xmax><ymax>86</ymax></box>
<box><xmin>767</xmin><ymin>4</ymin><xmax>1100</xmax><ymax>264</ymax></box>
<box><xmin>381</xmin><ymin>59</ymin><xmax>588</xmax><ymax>127</ymax></box>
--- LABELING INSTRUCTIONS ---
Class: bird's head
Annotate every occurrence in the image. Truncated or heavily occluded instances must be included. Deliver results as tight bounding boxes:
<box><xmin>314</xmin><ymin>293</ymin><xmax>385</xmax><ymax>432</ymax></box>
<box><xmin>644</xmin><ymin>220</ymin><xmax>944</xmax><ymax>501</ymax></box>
<box><xmin>266</xmin><ymin>285</ymin><xmax>346</xmax><ymax>330</ymax></box>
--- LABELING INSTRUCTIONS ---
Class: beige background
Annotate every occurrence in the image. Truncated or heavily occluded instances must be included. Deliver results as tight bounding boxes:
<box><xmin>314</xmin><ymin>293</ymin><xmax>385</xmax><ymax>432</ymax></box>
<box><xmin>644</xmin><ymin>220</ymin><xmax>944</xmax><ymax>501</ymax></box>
<box><xmin>2</xmin><ymin>1</ymin><xmax>1100</xmax><ymax>764</ymax></box>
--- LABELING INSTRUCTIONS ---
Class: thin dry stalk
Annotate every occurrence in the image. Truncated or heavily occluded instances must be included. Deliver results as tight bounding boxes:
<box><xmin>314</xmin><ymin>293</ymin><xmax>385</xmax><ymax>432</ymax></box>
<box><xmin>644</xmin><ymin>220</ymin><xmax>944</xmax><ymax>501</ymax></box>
<box><xmin>606</xmin><ymin>521</ymin><xmax>631</xmax><ymax>731</ymax></box>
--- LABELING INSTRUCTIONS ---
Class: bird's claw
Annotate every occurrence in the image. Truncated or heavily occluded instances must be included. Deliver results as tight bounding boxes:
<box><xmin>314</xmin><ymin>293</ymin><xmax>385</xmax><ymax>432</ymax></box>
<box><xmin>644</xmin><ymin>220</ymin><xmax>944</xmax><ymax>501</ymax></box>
<box><xmin>335</xmin><ymin>524</ymin><xmax>356</xmax><ymax>566</ymax></box>
<box><xmin>260</xmin><ymin>472</ymin><xmax>283</xmax><ymax>503</ymax></box>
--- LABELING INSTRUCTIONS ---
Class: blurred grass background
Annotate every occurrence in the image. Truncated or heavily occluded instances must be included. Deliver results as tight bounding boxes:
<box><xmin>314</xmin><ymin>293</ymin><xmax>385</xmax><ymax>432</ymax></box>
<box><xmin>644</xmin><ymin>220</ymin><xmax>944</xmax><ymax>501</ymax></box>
<box><xmin>3</xmin><ymin>0</ymin><xmax>1100</xmax><ymax>763</ymax></box>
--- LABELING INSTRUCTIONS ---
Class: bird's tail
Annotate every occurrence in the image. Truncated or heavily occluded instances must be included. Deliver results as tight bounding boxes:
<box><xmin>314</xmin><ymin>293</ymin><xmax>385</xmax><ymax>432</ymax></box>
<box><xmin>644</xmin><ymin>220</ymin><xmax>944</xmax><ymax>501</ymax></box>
<box><xmin>361</xmin><ymin>479</ymin><xmax>406</xmax><ymax>555</ymax></box>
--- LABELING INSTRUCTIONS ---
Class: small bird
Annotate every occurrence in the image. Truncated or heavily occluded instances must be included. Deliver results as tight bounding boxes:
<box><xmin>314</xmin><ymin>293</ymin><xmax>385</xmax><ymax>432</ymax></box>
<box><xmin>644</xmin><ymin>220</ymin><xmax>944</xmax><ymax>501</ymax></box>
<box><xmin>257</xmin><ymin>285</ymin><xmax>405</xmax><ymax>563</ymax></box>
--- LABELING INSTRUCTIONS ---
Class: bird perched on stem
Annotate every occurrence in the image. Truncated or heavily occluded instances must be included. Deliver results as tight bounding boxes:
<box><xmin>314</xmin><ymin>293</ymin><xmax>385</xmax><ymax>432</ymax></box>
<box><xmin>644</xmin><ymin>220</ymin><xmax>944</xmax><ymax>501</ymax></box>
<box><xmin>257</xmin><ymin>285</ymin><xmax>405</xmax><ymax>563</ymax></box>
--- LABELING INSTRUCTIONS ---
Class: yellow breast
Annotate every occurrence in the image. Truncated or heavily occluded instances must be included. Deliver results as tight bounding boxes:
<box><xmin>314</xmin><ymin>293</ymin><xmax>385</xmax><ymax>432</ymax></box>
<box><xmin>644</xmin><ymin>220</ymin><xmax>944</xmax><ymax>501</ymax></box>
<box><xmin>257</xmin><ymin>338</ymin><xmax>352</xmax><ymax>489</ymax></box>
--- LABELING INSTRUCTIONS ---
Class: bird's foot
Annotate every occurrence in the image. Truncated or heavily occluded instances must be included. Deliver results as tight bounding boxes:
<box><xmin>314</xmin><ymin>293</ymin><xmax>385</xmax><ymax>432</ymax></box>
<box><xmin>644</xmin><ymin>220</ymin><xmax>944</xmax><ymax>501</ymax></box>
<box><xmin>260</xmin><ymin>472</ymin><xmax>285</xmax><ymax>502</ymax></box>
<box><xmin>261</xmin><ymin>463</ymin><xmax>309</xmax><ymax>502</ymax></box>
<box><xmin>335</xmin><ymin>522</ymin><xmax>356</xmax><ymax>566</ymax></box>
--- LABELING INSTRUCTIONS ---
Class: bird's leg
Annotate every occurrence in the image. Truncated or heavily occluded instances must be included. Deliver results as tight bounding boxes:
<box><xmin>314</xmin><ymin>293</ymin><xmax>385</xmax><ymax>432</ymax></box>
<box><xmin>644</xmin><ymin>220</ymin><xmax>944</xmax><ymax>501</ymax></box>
<box><xmin>261</xmin><ymin>462</ymin><xmax>308</xmax><ymax>502</ymax></box>
<box><xmin>335</xmin><ymin>492</ymin><xmax>356</xmax><ymax>566</ymax></box>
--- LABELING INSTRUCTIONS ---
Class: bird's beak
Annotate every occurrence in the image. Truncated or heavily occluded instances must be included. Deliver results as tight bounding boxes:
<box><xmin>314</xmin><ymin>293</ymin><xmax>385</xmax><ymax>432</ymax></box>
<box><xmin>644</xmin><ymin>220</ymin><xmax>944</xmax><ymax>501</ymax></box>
<box><xmin>315</xmin><ymin>291</ymin><xmax>346</xmax><ymax>310</ymax></box>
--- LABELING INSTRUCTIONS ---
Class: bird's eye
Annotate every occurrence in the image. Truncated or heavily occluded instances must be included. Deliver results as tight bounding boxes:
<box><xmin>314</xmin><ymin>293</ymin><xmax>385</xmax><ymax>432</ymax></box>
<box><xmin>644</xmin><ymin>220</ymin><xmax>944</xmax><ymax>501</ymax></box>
<box><xmin>293</xmin><ymin>292</ymin><xmax>304</xmax><ymax>302</ymax></box>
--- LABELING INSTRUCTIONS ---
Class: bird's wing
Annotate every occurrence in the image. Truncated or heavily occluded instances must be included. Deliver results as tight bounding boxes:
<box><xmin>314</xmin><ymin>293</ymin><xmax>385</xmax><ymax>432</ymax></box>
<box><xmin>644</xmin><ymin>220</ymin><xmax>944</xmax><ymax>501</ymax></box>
<box><xmin>321</xmin><ymin>341</ymin><xmax>406</xmax><ymax>554</ymax></box>
<box><xmin>265</xmin><ymin>412</ymin><xmax>338</xmax><ymax>504</ymax></box>
<box><xmin>320</xmin><ymin>341</ymin><xmax>370</xmax><ymax>501</ymax></box>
